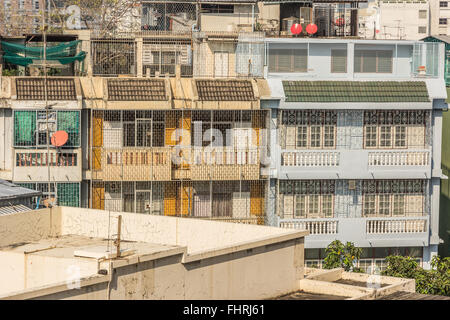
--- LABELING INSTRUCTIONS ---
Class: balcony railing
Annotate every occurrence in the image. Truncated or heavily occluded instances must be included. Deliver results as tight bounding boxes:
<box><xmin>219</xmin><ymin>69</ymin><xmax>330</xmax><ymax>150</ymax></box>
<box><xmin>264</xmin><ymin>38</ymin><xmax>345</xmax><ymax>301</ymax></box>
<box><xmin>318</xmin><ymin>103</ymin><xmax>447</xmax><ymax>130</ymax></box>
<box><xmin>366</xmin><ymin>217</ymin><xmax>428</xmax><ymax>234</ymax></box>
<box><xmin>368</xmin><ymin>151</ymin><xmax>430</xmax><ymax>167</ymax></box>
<box><xmin>281</xmin><ymin>151</ymin><xmax>340</xmax><ymax>167</ymax></box>
<box><xmin>100</xmin><ymin>147</ymin><xmax>172</xmax><ymax>181</ymax></box>
<box><xmin>190</xmin><ymin>216</ymin><xmax>262</xmax><ymax>225</ymax></box>
<box><xmin>279</xmin><ymin>219</ymin><xmax>338</xmax><ymax>235</ymax></box>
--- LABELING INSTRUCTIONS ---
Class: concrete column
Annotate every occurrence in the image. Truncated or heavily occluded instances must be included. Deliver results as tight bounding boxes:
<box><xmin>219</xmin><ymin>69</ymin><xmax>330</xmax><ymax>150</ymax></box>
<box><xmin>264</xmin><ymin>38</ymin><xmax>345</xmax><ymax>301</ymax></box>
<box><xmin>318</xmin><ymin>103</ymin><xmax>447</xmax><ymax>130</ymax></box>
<box><xmin>423</xmin><ymin>244</ymin><xmax>438</xmax><ymax>270</ymax></box>
<box><xmin>430</xmin><ymin>177</ymin><xmax>441</xmax><ymax>246</ymax></box>
<box><xmin>347</xmin><ymin>42</ymin><xmax>355</xmax><ymax>79</ymax></box>
<box><xmin>266</xmin><ymin>178</ymin><xmax>278</xmax><ymax>227</ymax></box>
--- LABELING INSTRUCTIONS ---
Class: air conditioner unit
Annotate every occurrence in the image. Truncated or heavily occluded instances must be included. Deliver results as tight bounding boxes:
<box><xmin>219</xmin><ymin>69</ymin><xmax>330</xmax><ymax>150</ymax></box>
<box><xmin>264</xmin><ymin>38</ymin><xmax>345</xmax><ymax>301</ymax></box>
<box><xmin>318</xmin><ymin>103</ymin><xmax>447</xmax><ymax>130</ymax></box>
<box><xmin>348</xmin><ymin>180</ymin><xmax>356</xmax><ymax>190</ymax></box>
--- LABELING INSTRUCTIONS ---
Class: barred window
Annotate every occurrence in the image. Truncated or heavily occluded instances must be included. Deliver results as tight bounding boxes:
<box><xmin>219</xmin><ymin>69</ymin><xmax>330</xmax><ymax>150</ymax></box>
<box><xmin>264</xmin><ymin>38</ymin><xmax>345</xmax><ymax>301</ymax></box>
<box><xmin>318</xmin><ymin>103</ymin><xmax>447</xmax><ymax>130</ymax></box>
<box><xmin>380</xmin><ymin>126</ymin><xmax>392</xmax><ymax>147</ymax></box>
<box><xmin>363</xmin><ymin>111</ymin><xmax>428</xmax><ymax>149</ymax></box>
<box><xmin>393</xmin><ymin>194</ymin><xmax>406</xmax><ymax>216</ymax></box>
<box><xmin>279</xmin><ymin>180</ymin><xmax>335</xmax><ymax>219</ymax></box>
<box><xmin>378</xmin><ymin>194</ymin><xmax>391</xmax><ymax>216</ymax></box>
<box><xmin>362</xmin><ymin>180</ymin><xmax>425</xmax><ymax>217</ymax></box>
<box><xmin>324</xmin><ymin>125</ymin><xmax>335</xmax><ymax>148</ymax></box>
<box><xmin>297</xmin><ymin>126</ymin><xmax>308</xmax><ymax>148</ymax></box>
<box><xmin>365</xmin><ymin>126</ymin><xmax>377</xmax><ymax>148</ymax></box>
<box><xmin>394</xmin><ymin>126</ymin><xmax>407</xmax><ymax>148</ymax></box>
<box><xmin>281</xmin><ymin>110</ymin><xmax>337</xmax><ymax>149</ymax></box>
<box><xmin>310</xmin><ymin>126</ymin><xmax>322</xmax><ymax>148</ymax></box>
<box><xmin>363</xmin><ymin>194</ymin><xmax>376</xmax><ymax>216</ymax></box>
<box><xmin>322</xmin><ymin>194</ymin><xmax>334</xmax><ymax>217</ymax></box>
<box><xmin>295</xmin><ymin>195</ymin><xmax>307</xmax><ymax>218</ymax></box>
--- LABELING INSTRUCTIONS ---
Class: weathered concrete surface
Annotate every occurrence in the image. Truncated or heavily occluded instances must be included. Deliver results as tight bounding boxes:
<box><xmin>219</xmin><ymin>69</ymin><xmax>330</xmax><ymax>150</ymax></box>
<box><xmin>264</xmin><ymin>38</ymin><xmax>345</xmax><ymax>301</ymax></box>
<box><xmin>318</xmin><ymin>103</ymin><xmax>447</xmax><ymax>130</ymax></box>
<box><xmin>0</xmin><ymin>207</ymin><xmax>308</xmax><ymax>300</ymax></box>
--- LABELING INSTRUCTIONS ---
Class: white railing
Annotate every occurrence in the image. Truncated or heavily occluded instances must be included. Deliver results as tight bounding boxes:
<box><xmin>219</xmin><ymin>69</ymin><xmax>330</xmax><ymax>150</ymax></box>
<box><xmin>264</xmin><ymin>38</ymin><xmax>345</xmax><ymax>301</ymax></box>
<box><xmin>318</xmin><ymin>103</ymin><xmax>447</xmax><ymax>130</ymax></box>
<box><xmin>368</xmin><ymin>151</ymin><xmax>430</xmax><ymax>166</ymax></box>
<box><xmin>281</xmin><ymin>151</ymin><xmax>340</xmax><ymax>167</ymax></box>
<box><xmin>192</xmin><ymin>148</ymin><xmax>259</xmax><ymax>166</ymax></box>
<box><xmin>279</xmin><ymin>219</ymin><xmax>338</xmax><ymax>235</ymax></box>
<box><xmin>366</xmin><ymin>218</ymin><xmax>428</xmax><ymax>234</ymax></box>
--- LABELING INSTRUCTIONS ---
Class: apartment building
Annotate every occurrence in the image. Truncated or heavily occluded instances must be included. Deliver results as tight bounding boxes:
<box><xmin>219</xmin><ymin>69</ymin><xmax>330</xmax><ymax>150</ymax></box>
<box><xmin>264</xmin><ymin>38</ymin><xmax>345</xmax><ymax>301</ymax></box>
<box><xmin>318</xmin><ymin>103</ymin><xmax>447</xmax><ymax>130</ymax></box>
<box><xmin>0</xmin><ymin>0</ymin><xmax>446</xmax><ymax>271</ymax></box>
<box><xmin>430</xmin><ymin>0</ymin><xmax>450</xmax><ymax>35</ymax></box>
<box><xmin>359</xmin><ymin>0</ymin><xmax>430</xmax><ymax>40</ymax></box>
<box><xmin>263</xmin><ymin>37</ymin><xmax>446</xmax><ymax>270</ymax></box>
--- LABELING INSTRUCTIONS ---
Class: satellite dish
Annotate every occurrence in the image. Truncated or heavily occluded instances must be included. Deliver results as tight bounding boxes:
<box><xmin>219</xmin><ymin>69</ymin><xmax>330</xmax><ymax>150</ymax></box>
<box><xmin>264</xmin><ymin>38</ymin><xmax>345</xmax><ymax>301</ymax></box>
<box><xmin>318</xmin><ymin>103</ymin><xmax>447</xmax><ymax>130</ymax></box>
<box><xmin>51</xmin><ymin>130</ymin><xmax>69</xmax><ymax>147</ymax></box>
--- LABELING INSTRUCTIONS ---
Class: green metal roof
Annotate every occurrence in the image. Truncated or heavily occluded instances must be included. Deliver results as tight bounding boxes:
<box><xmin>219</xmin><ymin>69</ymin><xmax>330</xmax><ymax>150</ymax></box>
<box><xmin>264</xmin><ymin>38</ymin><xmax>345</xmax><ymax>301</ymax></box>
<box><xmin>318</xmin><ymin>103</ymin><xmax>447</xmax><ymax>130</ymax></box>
<box><xmin>282</xmin><ymin>81</ymin><xmax>430</xmax><ymax>103</ymax></box>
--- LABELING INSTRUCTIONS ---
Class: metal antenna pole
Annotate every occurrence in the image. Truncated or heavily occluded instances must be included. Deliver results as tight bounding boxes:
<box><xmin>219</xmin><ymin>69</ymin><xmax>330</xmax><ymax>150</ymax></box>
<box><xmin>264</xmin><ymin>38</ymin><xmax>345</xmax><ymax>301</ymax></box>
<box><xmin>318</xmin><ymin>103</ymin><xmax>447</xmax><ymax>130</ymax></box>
<box><xmin>115</xmin><ymin>215</ymin><xmax>122</xmax><ymax>258</ymax></box>
<box><xmin>43</xmin><ymin>3</ymin><xmax>51</xmax><ymax>206</ymax></box>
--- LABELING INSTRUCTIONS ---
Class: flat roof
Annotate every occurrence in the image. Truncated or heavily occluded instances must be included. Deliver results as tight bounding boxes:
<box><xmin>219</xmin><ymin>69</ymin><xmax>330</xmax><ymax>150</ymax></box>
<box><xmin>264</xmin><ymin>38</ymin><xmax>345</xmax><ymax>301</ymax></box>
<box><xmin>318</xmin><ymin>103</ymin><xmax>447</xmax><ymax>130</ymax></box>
<box><xmin>0</xmin><ymin>234</ymin><xmax>181</xmax><ymax>261</ymax></box>
<box><xmin>276</xmin><ymin>291</ymin><xmax>348</xmax><ymax>300</ymax></box>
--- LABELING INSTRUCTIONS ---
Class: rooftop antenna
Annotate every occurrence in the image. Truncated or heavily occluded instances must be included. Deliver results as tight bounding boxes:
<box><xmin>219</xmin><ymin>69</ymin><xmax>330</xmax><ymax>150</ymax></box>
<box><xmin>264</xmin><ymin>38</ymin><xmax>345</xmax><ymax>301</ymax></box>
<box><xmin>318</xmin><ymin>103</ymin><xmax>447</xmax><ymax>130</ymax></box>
<box><xmin>42</xmin><ymin>2</ymin><xmax>52</xmax><ymax>208</ymax></box>
<box><xmin>114</xmin><ymin>215</ymin><xmax>122</xmax><ymax>258</ymax></box>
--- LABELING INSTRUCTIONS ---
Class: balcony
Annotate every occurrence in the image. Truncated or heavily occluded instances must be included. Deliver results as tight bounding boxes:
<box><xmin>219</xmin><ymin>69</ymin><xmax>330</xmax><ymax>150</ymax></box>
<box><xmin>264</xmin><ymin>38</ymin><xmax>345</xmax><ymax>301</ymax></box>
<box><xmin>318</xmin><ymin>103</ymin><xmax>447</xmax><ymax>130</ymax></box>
<box><xmin>366</xmin><ymin>217</ymin><xmax>428</xmax><ymax>234</ymax></box>
<box><xmin>93</xmin><ymin>147</ymin><xmax>262</xmax><ymax>181</ymax></box>
<box><xmin>13</xmin><ymin>149</ymin><xmax>82</xmax><ymax>182</ymax></box>
<box><xmin>279</xmin><ymin>149</ymin><xmax>431</xmax><ymax>180</ymax></box>
<box><xmin>279</xmin><ymin>219</ymin><xmax>338</xmax><ymax>235</ymax></box>
<box><xmin>368</xmin><ymin>151</ymin><xmax>430</xmax><ymax>167</ymax></box>
<box><xmin>95</xmin><ymin>148</ymin><xmax>172</xmax><ymax>181</ymax></box>
<box><xmin>190</xmin><ymin>147</ymin><xmax>261</xmax><ymax>181</ymax></box>
<box><xmin>281</xmin><ymin>151</ymin><xmax>340</xmax><ymax>167</ymax></box>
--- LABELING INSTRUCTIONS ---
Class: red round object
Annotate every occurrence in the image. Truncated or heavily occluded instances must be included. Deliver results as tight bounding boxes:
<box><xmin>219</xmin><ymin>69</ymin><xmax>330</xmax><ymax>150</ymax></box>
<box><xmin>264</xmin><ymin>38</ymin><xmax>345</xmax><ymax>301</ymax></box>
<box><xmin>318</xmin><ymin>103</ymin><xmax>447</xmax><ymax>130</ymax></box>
<box><xmin>51</xmin><ymin>130</ymin><xmax>69</xmax><ymax>147</ymax></box>
<box><xmin>290</xmin><ymin>23</ymin><xmax>302</xmax><ymax>35</ymax></box>
<box><xmin>306</xmin><ymin>23</ymin><xmax>318</xmax><ymax>35</ymax></box>
<box><xmin>376</xmin><ymin>29</ymin><xmax>380</xmax><ymax>34</ymax></box>
<box><xmin>335</xmin><ymin>18</ymin><xmax>345</xmax><ymax>26</ymax></box>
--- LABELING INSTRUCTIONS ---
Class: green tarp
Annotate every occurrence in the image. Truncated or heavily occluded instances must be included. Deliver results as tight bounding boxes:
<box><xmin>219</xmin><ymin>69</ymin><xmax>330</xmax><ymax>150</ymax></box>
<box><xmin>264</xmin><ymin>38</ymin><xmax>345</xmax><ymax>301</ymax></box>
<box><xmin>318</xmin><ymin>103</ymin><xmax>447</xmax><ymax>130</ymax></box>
<box><xmin>57</xmin><ymin>183</ymin><xmax>80</xmax><ymax>207</ymax></box>
<box><xmin>1</xmin><ymin>40</ymin><xmax>87</xmax><ymax>67</ymax></box>
<box><xmin>14</xmin><ymin>111</ymin><xmax>36</xmax><ymax>146</ymax></box>
<box><xmin>57</xmin><ymin>111</ymin><xmax>80</xmax><ymax>147</ymax></box>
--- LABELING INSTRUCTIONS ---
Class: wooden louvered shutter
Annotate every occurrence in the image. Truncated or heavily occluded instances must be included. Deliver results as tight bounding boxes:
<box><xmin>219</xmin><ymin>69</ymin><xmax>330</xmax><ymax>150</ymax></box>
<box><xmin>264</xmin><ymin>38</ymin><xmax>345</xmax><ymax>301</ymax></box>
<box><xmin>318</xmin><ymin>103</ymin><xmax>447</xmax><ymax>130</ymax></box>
<box><xmin>293</xmin><ymin>49</ymin><xmax>308</xmax><ymax>72</ymax></box>
<box><xmin>362</xmin><ymin>50</ymin><xmax>377</xmax><ymax>73</ymax></box>
<box><xmin>377</xmin><ymin>50</ymin><xmax>393</xmax><ymax>73</ymax></box>
<box><xmin>278</xmin><ymin>49</ymin><xmax>291</xmax><ymax>72</ymax></box>
<box><xmin>354</xmin><ymin>50</ymin><xmax>363</xmax><ymax>73</ymax></box>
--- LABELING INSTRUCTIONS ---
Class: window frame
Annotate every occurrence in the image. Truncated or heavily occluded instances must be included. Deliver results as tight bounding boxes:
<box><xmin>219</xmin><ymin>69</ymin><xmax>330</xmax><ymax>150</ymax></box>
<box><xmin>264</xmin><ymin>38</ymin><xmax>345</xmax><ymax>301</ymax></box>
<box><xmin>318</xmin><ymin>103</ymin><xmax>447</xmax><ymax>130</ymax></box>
<box><xmin>354</xmin><ymin>49</ymin><xmax>393</xmax><ymax>74</ymax></box>
<box><xmin>330</xmin><ymin>49</ymin><xmax>347</xmax><ymax>73</ymax></box>
<box><xmin>268</xmin><ymin>48</ymin><xmax>308</xmax><ymax>73</ymax></box>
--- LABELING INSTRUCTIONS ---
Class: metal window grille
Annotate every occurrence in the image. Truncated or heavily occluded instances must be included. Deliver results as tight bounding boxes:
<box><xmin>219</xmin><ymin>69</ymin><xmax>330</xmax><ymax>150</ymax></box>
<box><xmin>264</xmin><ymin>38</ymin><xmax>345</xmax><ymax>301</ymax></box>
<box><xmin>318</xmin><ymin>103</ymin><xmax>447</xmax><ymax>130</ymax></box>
<box><xmin>92</xmin><ymin>39</ymin><xmax>136</xmax><ymax>76</ymax></box>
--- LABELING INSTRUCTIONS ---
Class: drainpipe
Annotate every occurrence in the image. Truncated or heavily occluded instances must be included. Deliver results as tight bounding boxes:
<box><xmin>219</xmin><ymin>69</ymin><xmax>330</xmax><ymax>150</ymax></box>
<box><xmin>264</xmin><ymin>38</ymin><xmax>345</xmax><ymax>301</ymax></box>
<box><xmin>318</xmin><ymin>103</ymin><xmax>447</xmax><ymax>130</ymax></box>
<box><xmin>252</xmin><ymin>4</ymin><xmax>255</xmax><ymax>31</ymax></box>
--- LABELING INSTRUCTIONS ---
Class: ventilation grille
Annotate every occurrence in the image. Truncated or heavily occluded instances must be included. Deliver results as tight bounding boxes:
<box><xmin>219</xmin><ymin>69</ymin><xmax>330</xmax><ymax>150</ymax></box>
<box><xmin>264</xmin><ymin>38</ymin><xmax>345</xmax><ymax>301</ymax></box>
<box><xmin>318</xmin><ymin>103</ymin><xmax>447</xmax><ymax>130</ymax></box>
<box><xmin>196</xmin><ymin>80</ymin><xmax>255</xmax><ymax>101</ymax></box>
<box><xmin>107</xmin><ymin>79</ymin><xmax>167</xmax><ymax>101</ymax></box>
<box><xmin>16</xmin><ymin>78</ymin><xmax>77</xmax><ymax>101</ymax></box>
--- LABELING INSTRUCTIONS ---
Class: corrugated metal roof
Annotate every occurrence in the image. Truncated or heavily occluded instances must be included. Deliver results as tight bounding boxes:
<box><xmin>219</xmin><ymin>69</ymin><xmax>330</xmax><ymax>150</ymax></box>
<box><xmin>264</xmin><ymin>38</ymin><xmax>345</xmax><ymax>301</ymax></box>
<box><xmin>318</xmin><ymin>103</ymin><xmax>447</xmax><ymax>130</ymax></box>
<box><xmin>0</xmin><ymin>204</ymin><xmax>33</xmax><ymax>216</ymax></box>
<box><xmin>0</xmin><ymin>180</ymin><xmax>42</xmax><ymax>201</ymax></box>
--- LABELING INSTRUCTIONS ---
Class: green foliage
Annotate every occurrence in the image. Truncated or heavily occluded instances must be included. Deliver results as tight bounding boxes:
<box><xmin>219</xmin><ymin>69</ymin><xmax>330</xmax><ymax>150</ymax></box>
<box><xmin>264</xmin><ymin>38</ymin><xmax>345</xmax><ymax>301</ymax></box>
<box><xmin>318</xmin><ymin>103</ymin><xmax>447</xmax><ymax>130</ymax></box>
<box><xmin>323</xmin><ymin>240</ymin><xmax>362</xmax><ymax>272</ymax></box>
<box><xmin>382</xmin><ymin>255</ymin><xmax>450</xmax><ymax>297</ymax></box>
<box><xmin>2</xmin><ymin>68</ymin><xmax>20</xmax><ymax>76</ymax></box>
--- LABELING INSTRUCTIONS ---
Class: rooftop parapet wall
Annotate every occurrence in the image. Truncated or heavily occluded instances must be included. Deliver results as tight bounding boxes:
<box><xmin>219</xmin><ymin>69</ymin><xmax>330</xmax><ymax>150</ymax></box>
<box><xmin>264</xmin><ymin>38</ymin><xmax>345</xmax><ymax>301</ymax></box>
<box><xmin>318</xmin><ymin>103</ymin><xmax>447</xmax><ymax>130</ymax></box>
<box><xmin>59</xmin><ymin>206</ymin><xmax>306</xmax><ymax>259</ymax></box>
